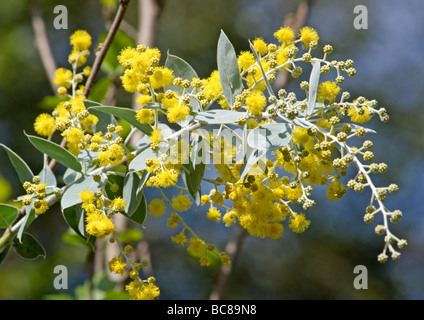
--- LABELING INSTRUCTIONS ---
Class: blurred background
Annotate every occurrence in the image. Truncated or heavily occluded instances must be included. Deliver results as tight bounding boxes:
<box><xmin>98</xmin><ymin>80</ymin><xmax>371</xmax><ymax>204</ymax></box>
<box><xmin>0</xmin><ymin>0</ymin><xmax>423</xmax><ymax>299</ymax></box>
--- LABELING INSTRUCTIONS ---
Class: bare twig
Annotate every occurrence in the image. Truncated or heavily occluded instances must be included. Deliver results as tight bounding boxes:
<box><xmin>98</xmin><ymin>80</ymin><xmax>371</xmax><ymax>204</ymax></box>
<box><xmin>209</xmin><ymin>225</ymin><xmax>248</xmax><ymax>300</ymax></box>
<box><xmin>275</xmin><ymin>0</ymin><xmax>314</xmax><ymax>91</ymax></box>
<box><xmin>30</xmin><ymin>0</ymin><xmax>57</xmax><ymax>92</ymax></box>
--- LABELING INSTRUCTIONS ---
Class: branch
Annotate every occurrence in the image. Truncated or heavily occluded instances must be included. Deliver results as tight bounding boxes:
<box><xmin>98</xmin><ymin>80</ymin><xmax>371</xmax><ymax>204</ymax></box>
<box><xmin>30</xmin><ymin>0</ymin><xmax>57</xmax><ymax>92</ymax></box>
<box><xmin>209</xmin><ymin>224</ymin><xmax>248</xmax><ymax>300</ymax></box>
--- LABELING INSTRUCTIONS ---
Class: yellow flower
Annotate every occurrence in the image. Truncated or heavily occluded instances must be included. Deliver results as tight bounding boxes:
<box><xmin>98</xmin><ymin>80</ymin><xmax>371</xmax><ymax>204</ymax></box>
<box><xmin>167</xmin><ymin>104</ymin><xmax>190</xmax><ymax>123</ymax></box>
<box><xmin>53</xmin><ymin>68</ymin><xmax>72</xmax><ymax>88</ymax></box>
<box><xmin>126</xmin><ymin>279</ymin><xmax>160</xmax><ymax>300</ymax></box>
<box><xmin>237</xmin><ymin>51</ymin><xmax>255</xmax><ymax>72</ymax></box>
<box><xmin>207</xmin><ymin>206</ymin><xmax>221</xmax><ymax>222</ymax></box>
<box><xmin>62</xmin><ymin>127</ymin><xmax>84</xmax><ymax>145</ymax></box>
<box><xmin>171</xmin><ymin>231</ymin><xmax>187</xmax><ymax>246</ymax></box>
<box><xmin>136</xmin><ymin>94</ymin><xmax>152</xmax><ymax>106</ymax></box>
<box><xmin>266</xmin><ymin>222</ymin><xmax>284</xmax><ymax>239</ymax></box>
<box><xmin>199</xmin><ymin>256</ymin><xmax>210</xmax><ymax>267</ymax></box>
<box><xmin>317</xmin><ymin>81</ymin><xmax>340</xmax><ymax>103</ymax></box>
<box><xmin>172</xmin><ymin>193</ymin><xmax>192</xmax><ymax>212</ymax></box>
<box><xmin>187</xmin><ymin>237</ymin><xmax>206</xmax><ymax>255</ymax></box>
<box><xmin>148</xmin><ymin>198</ymin><xmax>166</xmax><ymax>217</ymax></box>
<box><xmin>70</xmin><ymin>30</ymin><xmax>92</xmax><ymax>51</ymax></box>
<box><xmin>155</xmin><ymin>169</ymin><xmax>178</xmax><ymax>188</ymax></box>
<box><xmin>150</xmin><ymin>67</ymin><xmax>174</xmax><ymax>89</ymax></box>
<box><xmin>288</xmin><ymin>213</ymin><xmax>310</xmax><ymax>233</ymax></box>
<box><xmin>136</xmin><ymin>108</ymin><xmax>154</xmax><ymax>124</ymax></box>
<box><xmin>150</xmin><ymin>129</ymin><xmax>163</xmax><ymax>144</ymax></box>
<box><xmin>202</xmin><ymin>70</ymin><xmax>222</xmax><ymax>101</ymax></box>
<box><xmin>252</xmin><ymin>37</ymin><xmax>268</xmax><ymax>55</ymax></box>
<box><xmin>85</xmin><ymin>211</ymin><xmax>115</xmax><ymax>238</ymax></box>
<box><xmin>108</xmin><ymin>256</ymin><xmax>126</xmax><ymax>275</ymax></box>
<box><xmin>167</xmin><ymin>214</ymin><xmax>180</xmax><ymax>228</ymax></box>
<box><xmin>348</xmin><ymin>105</ymin><xmax>372</xmax><ymax>124</ymax></box>
<box><xmin>299</xmin><ymin>26</ymin><xmax>319</xmax><ymax>47</ymax></box>
<box><xmin>35</xmin><ymin>199</ymin><xmax>49</xmax><ymax>214</ymax></box>
<box><xmin>274</xmin><ymin>26</ymin><xmax>294</xmax><ymax>45</ymax></box>
<box><xmin>220</xmin><ymin>253</ymin><xmax>231</xmax><ymax>265</ymax></box>
<box><xmin>34</xmin><ymin>113</ymin><xmax>56</xmax><ymax>137</ymax></box>
<box><xmin>245</xmin><ymin>90</ymin><xmax>266</xmax><ymax>116</ymax></box>
<box><xmin>110</xmin><ymin>197</ymin><xmax>126</xmax><ymax>212</ymax></box>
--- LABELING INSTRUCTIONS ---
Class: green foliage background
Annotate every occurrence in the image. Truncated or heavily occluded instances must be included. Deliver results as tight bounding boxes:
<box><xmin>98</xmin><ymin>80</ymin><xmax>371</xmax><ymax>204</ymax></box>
<box><xmin>0</xmin><ymin>0</ymin><xmax>423</xmax><ymax>299</ymax></box>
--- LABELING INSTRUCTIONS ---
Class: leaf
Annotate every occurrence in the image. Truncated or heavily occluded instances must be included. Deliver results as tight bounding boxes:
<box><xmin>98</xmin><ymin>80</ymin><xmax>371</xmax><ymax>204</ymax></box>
<box><xmin>194</xmin><ymin>110</ymin><xmax>244</xmax><ymax>124</ymax></box>
<box><xmin>128</xmin><ymin>148</ymin><xmax>160</xmax><ymax>173</ymax></box>
<box><xmin>0</xmin><ymin>143</ymin><xmax>34</xmax><ymax>185</ymax></box>
<box><xmin>165</xmin><ymin>52</ymin><xmax>200</xmax><ymax>111</ymax></box>
<box><xmin>62</xmin><ymin>205</ymin><xmax>95</xmax><ymax>249</ymax></box>
<box><xmin>88</xmin><ymin>105</ymin><xmax>119</xmax><ymax>134</ymax></box>
<box><xmin>183</xmin><ymin>134</ymin><xmax>206</xmax><ymax>205</ymax></box>
<box><xmin>217</xmin><ymin>30</ymin><xmax>242</xmax><ymax>107</ymax></box>
<box><xmin>89</xmin><ymin>106</ymin><xmax>153</xmax><ymax>136</ymax></box>
<box><xmin>247</xmin><ymin>123</ymin><xmax>292</xmax><ymax>152</ymax></box>
<box><xmin>0</xmin><ymin>245</ymin><xmax>11</xmax><ymax>266</ymax></box>
<box><xmin>25</xmin><ymin>134</ymin><xmax>82</xmax><ymax>172</ymax></box>
<box><xmin>239</xmin><ymin>147</ymin><xmax>267</xmax><ymax>180</ymax></box>
<box><xmin>123</xmin><ymin>172</ymin><xmax>142</xmax><ymax>216</ymax></box>
<box><xmin>116</xmin><ymin>228</ymin><xmax>143</xmax><ymax>243</ymax></box>
<box><xmin>307</xmin><ymin>60</ymin><xmax>321</xmax><ymax>115</ymax></box>
<box><xmin>61</xmin><ymin>176</ymin><xmax>102</xmax><ymax>209</ymax></box>
<box><xmin>12</xmin><ymin>233</ymin><xmax>46</xmax><ymax>260</ymax></box>
<box><xmin>38</xmin><ymin>166</ymin><xmax>57</xmax><ymax>187</ymax></box>
<box><xmin>123</xmin><ymin>192</ymin><xmax>147</xmax><ymax>226</ymax></box>
<box><xmin>0</xmin><ymin>204</ymin><xmax>18</xmax><ymax>228</ymax></box>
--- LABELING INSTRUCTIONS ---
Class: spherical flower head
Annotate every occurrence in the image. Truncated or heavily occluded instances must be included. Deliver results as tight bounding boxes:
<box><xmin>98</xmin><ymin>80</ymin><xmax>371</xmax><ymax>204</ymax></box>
<box><xmin>108</xmin><ymin>256</ymin><xmax>126</xmax><ymax>275</ymax></box>
<box><xmin>100</xmin><ymin>144</ymin><xmax>125</xmax><ymax>167</ymax></box>
<box><xmin>245</xmin><ymin>90</ymin><xmax>267</xmax><ymax>117</ymax></box>
<box><xmin>202</xmin><ymin>70</ymin><xmax>222</xmax><ymax>101</ymax></box>
<box><xmin>35</xmin><ymin>199</ymin><xmax>49</xmax><ymax>214</ymax></box>
<box><xmin>172</xmin><ymin>193</ymin><xmax>192</xmax><ymax>212</ymax></box>
<box><xmin>110</xmin><ymin>197</ymin><xmax>126</xmax><ymax>212</ymax></box>
<box><xmin>299</xmin><ymin>26</ymin><xmax>319</xmax><ymax>47</ymax></box>
<box><xmin>317</xmin><ymin>81</ymin><xmax>340</xmax><ymax>103</ymax></box>
<box><xmin>207</xmin><ymin>206</ymin><xmax>221</xmax><ymax>222</ymax></box>
<box><xmin>70</xmin><ymin>30</ymin><xmax>92</xmax><ymax>51</ymax></box>
<box><xmin>79</xmin><ymin>189</ymin><xmax>95</xmax><ymax>208</ymax></box>
<box><xmin>85</xmin><ymin>211</ymin><xmax>115</xmax><ymax>238</ymax></box>
<box><xmin>126</xmin><ymin>279</ymin><xmax>160</xmax><ymax>300</ymax></box>
<box><xmin>167</xmin><ymin>104</ymin><xmax>190</xmax><ymax>123</ymax></box>
<box><xmin>237</xmin><ymin>51</ymin><xmax>256</xmax><ymax>72</ymax></box>
<box><xmin>136</xmin><ymin>94</ymin><xmax>152</xmax><ymax>106</ymax></box>
<box><xmin>62</xmin><ymin>127</ymin><xmax>84</xmax><ymax>145</ymax></box>
<box><xmin>155</xmin><ymin>169</ymin><xmax>178</xmax><ymax>188</ymax></box>
<box><xmin>148</xmin><ymin>198</ymin><xmax>166</xmax><ymax>217</ymax></box>
<box><xmin>266</xmin><ymin>222</ymin><xmax>284</xmax><ymax>239</ymax></box>
<box><xmin>150</xmin><ymin>128</ymin><xmax>163</xmax><ymax>145</ymax></box>
<box><xmin>34</xmin><ymin>113</ymin><xmax>56</xmax><ymax>137</ymax></box>
<box><xmin>288</xmin><ymin>213</ymin><xmax>311</xmax><ymax>233</ymax></box>
<box><xmin>348</xmin><ymin>105</ymin><xmax>372</xmax><ymax>124</ymax></box>
<box><xmin>150</xmin><ymin>67</ymin><xmax>174</xmax><ymax>89</ymax></box>
<box><xmin>326</xmin><ymin>181</ymin><xmax>347</xmax><ymax>201</ymax></box>
<box><xmin>252</xmin><ymin>37</ymin><xmax>268</xmax><ymax>56</ymax></box>
<box><xmin>187</xmin><ymin>237</ymin><xmax>206</xmax><ymax>255</ymax></box>
<box><xmin>199</xmin><ymin>256</ymin><xmax>210</xmax><ymax>267</ymax></box>
<box><xmin>220</xmin><ymin>253</ymin><xmax>231</xmax><ymax>265</ymax></box>
<box><xmin>171</xmin><ymin>231</ymin><xmax>187</xmax><ymax>246</ymax></box>
<box><xmin>136</xmin><ymin>108</ymin><xmax>154</xmax><ymax>124</ymax></box>
<box><xmin>274</xmin><ymin>26</ymin><xmax>294</xmax><ymax>45</ymax></box>
<box><xmin>53</xmin><ymin>68</ymin><xmax>73</xmax><ymax>88</ymax></box>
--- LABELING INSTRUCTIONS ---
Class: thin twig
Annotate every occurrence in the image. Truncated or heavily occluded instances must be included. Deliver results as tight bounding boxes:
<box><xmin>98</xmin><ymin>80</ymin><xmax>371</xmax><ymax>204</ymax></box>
<box><xmin>30</xmin><ymin>0</ymin><xmax>57</xmax><ymax>92</ymax></box>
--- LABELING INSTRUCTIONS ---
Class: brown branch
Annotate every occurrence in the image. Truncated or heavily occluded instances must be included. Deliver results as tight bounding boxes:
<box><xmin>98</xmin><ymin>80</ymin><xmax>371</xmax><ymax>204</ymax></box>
<box><xmin>30</xmin><ymin>0</ymin><xmax>57</xmax><ymax>92</ymax></box>
<box><xmin>209</xmin><ymin>225</ymin><xmax>248</xmax><ymax>300</ymax></box>
<box><xmin>275</xmin><ymin>0</ymin><xmax>314</xmax><ymax>91</ymax></box>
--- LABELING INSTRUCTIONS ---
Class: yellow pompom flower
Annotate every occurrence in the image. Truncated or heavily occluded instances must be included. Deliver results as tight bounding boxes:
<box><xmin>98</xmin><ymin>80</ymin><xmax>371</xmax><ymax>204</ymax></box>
<box><xmin>85</xmin><ymin>211</ymin><xmax>115</xmax><ymax>238</ymax></box>
<box><xmin>202</xmin><ymin>70</ymin><xmax>222</xmax><ymax>101</ymax></box>
<box><xmin>150</xmin><ymin>67</ymin><xmax>174</xmax><ymax>89</ymax></box>
<box><xmin>171</xmin><ymin>231</ymin><xmax>187</xmax><ymax>246</ymax></box>
<box><xmin>70</xmin><ymin>30</ymin><xmax>92</xmax><ymax>51</ymax></box>
<box><xmin>274</xmin><ymin>26</ymin><xmax>294</xmax><ymax>45</ymax></box>
<box><xmin>172</xmin><ymin>193</ymin><xmax>192</xmax><ymax>212</ymax></box>
<box><xmin>35</xmin><ymin>199</ymin><xmax>49</xmax><ymax>214</ymax></box>
<box><xmin>167</xmin><ymin>104</ymin><xmax>190</xmax><ymax>123</ymax></box>
<box><xmin>252</xmin><ymin>37</ymin><xmax>268</xmax><ymax>56</ymax></box>
<box><xmin>220</xmin><ymin>253</ymin><xmax>231</xmax><ymax>265</ymax></box>
<box><xmin>207</xmin><ymin>206</ymin><xmax>221</xmax><ymax>222</ymax></box>
<box><xmin>299</xmin><ymin>26</ymin><xmax>319</xmax><ymax>47</ymax></box>
<box><xmin>136</xmin><ymin>94</ymin><xmax>152</xmax><ymax>106</ymax></box>
<box><xmin>53</xmin><ymin>68</ymin><xmax>73</xmax><ymax>88</ymax></box>
<box><xmin>155</xmin><ymin>169</ymin><xmax>178</xmax><ymax>188</ymax></box>
<box><xmin>317</xmin><ymin>81</ymin><xmax>340</xmax><ymax>103</ymax></box>
<box><xmin>348</xmin><ymin>105</ymin><xmax>372</xmax><ymax>124</ymax></box>
<box><xmin>288</xmin><ymin>213</ymin><xmax>311</xmax><ymax>233</ymax></box>
<box><xmin>98</xmin><ymin>144</ymin><xmax>125</xmax><ymax>167</ymax></box>
<box><xmin>126</xmin><ymin>279</ymin><xmax>160</xmax><ymax>300</ymax></box>
<box><xmin>187</xmin><ymin>237</ymin><xmax>206</xmax><ymax>255</ymax></box>
<box><xmin>62</xmin><ymin>127</ymin><xmax>84</xmax><ymax>145</ymax></box>
<box><xmin>150</xmin><ymin>129</ymin><xmax>163</xmax><ymax>145</ymax></box>
<box><xmin>136</xmin><ymin>108</ymin><xmax>154</xmax><ymax>124</ymax></box>
<box><xmin>245</xmin><ymin>90</ymin><xmax>267</xmax><ymax>116</ymax></box>
<box><xmin>108</xmin><ymin>257</ymin><xmax>126</xmax><ymax>275</ymax></box>
<box><xmin>34</xmin><ymin>113</ymin><xmax>56</xmax><ymax>137</ymax></box>
<box><xmin>148</xmin><ymin>198</ymin><xmax>166</xmax><ymax>217</ymax></box>
<box><xmin>199</xmin><ymin>256</ymin><xmax>210</xmax><ymax>267</ymax></box>
<box><xmin>110</xmin><ymin>197</ymin><xmax>126</xmax><ymax>212</ymax></box>
<box><xmin>237</xmin><ymin>51</ymin><xmax>256</xmax><ymax>72</ymax></box>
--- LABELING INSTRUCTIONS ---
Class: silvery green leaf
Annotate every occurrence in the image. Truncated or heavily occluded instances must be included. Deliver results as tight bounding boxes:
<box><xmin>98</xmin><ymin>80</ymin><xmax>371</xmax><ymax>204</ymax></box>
<box><xmin>307</xmin><ymin>61</ymin><xmax>321</xmax><ymax>115</ymax></box>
